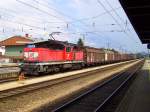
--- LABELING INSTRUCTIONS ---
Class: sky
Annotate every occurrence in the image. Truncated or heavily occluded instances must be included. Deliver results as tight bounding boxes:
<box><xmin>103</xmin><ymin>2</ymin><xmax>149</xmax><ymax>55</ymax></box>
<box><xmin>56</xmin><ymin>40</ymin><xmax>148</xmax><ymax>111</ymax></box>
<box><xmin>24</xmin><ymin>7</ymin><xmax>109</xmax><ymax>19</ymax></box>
<box><xmin>0</xmin><ymin>0</ymin><xmax>148</xmax><ymax>53</ymax></box>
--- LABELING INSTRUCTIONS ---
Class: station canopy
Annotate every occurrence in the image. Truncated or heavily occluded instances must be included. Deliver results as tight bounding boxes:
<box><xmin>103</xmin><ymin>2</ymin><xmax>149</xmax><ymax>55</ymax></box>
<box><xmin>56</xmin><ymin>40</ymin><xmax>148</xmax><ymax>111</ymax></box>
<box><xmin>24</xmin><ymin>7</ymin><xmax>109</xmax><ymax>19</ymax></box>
<box><xmin>119</xmin><ymin>0</ymin><xmax>150</xmax><ymax>44</ymax></box>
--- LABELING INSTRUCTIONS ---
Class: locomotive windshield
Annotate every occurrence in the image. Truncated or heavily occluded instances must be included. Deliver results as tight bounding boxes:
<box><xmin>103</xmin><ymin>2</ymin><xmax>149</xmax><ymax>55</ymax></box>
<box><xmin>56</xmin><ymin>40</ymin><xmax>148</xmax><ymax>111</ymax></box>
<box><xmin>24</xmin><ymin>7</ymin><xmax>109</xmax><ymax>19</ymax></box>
<box><xmin>27</xmin><ymin>44</ymin><xmax>35</xmax><ymax>48</ymax></box>
<box><xmin>66</xmin><ymin>47</ymin><xmax>71</xmax><ymax>52</ymax></box>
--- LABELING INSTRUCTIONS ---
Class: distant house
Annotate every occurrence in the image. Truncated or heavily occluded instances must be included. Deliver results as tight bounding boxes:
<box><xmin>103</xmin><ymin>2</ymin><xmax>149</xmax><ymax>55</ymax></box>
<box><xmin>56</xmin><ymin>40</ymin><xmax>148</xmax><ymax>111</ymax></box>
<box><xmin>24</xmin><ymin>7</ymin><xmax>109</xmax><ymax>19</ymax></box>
<box><xmin>0</xmin><ymin>35</ymin><xmax>33</xmax><ymax>62</ymax></box>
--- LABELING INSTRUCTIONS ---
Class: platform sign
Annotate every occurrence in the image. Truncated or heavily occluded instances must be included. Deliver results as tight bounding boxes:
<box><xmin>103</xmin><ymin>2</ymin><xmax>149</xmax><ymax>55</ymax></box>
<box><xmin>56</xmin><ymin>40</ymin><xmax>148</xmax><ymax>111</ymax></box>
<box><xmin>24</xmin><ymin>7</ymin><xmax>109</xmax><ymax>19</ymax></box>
<box><xmin>27</xmin><ymin>44</ymin><xmax>35</xmax><ymax>48</ymax></box>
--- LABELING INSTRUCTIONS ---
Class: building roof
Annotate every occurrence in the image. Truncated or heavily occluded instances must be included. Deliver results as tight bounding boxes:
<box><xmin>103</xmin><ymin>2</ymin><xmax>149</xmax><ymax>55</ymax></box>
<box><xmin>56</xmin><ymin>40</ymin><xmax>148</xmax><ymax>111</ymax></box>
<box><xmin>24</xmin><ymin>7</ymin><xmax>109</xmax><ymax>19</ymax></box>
<box><xmin>119</xmin><ymin>0</ymin><xmax>150</xmax><ymax>44</ymax></box>
<box><xmin>0</xmin><ymin>36</ymin><xmax>33</xmax><ymax>46</ymax></box>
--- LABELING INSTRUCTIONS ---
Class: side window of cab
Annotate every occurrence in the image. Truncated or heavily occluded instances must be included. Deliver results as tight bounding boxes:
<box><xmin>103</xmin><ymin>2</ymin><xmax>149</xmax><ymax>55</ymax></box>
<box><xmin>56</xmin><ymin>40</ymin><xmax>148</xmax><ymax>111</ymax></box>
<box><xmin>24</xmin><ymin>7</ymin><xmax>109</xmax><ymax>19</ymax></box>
<box><xmin>66</xmin><ymin>47</ymin><xmax>71</xmax><ymax>52</ymax></box>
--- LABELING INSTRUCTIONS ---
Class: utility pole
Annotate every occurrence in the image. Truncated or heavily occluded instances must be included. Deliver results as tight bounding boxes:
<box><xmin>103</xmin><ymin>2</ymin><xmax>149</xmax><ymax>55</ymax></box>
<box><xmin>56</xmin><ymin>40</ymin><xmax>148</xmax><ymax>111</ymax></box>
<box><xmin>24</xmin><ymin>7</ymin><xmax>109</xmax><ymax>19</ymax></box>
<box><xmin>119</xmin><ymin>46</ymin><xmax>122</xmax><ymax>52</ymax></box>
<box><xmin>107</xmin><ymin>42</ymin><xmax>110</xmax><ymax>49</ymax></box>
<box><xmin>80</xmin><ymin>33</ymin><xmax>85</xmax><ymax>45</ymax></box>
<box><xmin>82</xmin><ymin>34</ymin><xmax>85</xmax><ymax>45</ymax></box>
<box><xmin>148</xmin><ymin>48</ymin><xmax>150</xmax><ymax>59</ymax></box>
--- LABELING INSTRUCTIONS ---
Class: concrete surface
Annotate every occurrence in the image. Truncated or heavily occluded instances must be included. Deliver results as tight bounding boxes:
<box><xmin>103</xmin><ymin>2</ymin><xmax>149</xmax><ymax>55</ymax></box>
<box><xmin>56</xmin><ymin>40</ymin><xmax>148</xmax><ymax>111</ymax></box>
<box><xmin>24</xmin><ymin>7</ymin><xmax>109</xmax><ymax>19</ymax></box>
<box><xmin>115</xmin><ymin>60</ymin><xmax>150</xmax><ymax>112</ymax></box>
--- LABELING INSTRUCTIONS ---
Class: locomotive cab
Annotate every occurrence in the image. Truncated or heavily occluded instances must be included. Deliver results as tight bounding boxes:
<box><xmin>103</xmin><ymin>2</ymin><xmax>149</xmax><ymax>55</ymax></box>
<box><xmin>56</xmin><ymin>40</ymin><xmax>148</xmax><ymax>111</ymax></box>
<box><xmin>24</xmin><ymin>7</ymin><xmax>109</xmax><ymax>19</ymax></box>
<box><xmin>64</xmin><ymin>46</ymin><xmax>73</xmax><ymax>61</ymax></box>
<box><xmin>22</xmin><ymin>40</ymin><xmax>84</xmax><ymax>75</ymax></box>
<box><xmin>24</xmin><ymin>40</ymin><xmax>65</xmax><ymax>62</ymax></box>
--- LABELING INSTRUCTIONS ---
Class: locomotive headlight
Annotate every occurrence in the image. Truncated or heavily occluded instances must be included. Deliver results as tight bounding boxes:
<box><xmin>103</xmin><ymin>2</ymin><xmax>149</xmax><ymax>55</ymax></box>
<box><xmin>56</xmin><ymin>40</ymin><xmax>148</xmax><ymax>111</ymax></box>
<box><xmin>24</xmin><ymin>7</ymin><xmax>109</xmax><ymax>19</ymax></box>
<box><xmin>24</xmin><ymin>52</ymin><xmax>28</xmax><ymax>58</ymax></box>
<box><xmin>24</xmin><ymin>52</ymin><xmax>38</xmax><ymax>59</ymax></box>
<box><xmin>34</xmin><ymin>52</ymin><xmax>38</xmax><ymax>58</ymax></box>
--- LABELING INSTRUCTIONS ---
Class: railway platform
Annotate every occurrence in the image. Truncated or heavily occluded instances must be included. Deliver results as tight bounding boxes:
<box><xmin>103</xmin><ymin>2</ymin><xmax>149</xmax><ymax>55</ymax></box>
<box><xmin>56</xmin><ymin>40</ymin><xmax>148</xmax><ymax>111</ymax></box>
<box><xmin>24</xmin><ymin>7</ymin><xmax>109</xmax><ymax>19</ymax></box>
<box><xmin>115</xmin><ymin>59</ymin><xmax>150</xmax><ymax>112</ymax></box>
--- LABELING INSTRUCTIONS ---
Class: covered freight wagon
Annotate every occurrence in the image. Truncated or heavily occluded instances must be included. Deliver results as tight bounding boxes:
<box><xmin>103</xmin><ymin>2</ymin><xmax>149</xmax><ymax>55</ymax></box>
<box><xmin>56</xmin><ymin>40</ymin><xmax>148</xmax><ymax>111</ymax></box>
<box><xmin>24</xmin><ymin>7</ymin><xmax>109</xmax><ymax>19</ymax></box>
<box><xmin>83</xmin><ymin>47</ymin><xmax>105</xmax><ymax>65</ymax></box>
<box><xmin>113</xmin><ymin>50</ymin><xmax>121</xmax><ymax>62</ymax></box>
<box><xmin>103</xmin><ymin>49</ymin><xmax>115</xmax><ymax>63</ymax></box>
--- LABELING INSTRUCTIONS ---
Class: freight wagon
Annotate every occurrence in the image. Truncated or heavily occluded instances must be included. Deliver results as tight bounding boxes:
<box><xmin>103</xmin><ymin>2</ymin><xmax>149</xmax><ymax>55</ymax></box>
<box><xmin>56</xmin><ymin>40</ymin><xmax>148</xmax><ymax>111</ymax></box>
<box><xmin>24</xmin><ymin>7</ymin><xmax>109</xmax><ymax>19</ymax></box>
<box><xmin>84</xmin><ymin>47</ymin><xmax>105</xmax><ymax>65</ymax></box>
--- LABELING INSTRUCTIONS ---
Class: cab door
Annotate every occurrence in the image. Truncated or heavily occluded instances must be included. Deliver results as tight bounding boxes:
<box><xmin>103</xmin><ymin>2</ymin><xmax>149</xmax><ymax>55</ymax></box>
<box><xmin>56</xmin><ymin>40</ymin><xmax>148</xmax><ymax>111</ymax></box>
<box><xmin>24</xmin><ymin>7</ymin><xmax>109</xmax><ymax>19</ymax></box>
<box><xmin>65</xmin><ymin>47</ymin><xmax>73</xmax><ymax>61</ymax></box>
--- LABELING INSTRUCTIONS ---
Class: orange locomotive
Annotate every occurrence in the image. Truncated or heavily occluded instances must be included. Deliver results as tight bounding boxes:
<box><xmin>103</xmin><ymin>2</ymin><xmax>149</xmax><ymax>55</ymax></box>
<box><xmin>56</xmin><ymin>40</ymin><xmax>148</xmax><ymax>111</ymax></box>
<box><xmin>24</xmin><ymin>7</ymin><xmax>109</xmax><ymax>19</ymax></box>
<box><xmin>21</xmin><ymin>40</ymin><xmax>84</xmax><ymax>75</ymax></box>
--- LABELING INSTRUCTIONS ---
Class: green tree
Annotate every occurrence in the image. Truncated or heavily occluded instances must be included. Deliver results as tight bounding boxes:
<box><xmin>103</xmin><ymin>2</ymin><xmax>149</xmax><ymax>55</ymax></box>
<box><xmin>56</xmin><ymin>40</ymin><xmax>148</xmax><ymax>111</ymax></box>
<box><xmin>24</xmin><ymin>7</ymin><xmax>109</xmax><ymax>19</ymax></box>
<box><xmin>77</xmin><ymin>38</ymin><xmax>84</xmax><ymax>47</ymax></box>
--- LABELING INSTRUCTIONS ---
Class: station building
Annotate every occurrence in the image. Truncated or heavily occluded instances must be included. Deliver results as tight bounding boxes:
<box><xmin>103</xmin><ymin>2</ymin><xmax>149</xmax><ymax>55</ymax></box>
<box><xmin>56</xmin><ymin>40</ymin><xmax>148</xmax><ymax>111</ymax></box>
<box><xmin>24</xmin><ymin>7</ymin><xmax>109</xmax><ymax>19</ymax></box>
<box><xmin>0</xmin><ymin>35</ymin><xmax>33</xmax><ymax>62</ymax></box>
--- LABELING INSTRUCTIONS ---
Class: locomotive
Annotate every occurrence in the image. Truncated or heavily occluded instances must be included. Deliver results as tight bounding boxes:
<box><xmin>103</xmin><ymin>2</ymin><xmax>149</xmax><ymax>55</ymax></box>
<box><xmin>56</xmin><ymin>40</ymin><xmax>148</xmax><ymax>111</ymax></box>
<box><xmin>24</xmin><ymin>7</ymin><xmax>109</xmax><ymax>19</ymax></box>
<box><xmin>21</xmin><ymin>39</ymin><xmax>135</xmax><ymax>75</ymax></box>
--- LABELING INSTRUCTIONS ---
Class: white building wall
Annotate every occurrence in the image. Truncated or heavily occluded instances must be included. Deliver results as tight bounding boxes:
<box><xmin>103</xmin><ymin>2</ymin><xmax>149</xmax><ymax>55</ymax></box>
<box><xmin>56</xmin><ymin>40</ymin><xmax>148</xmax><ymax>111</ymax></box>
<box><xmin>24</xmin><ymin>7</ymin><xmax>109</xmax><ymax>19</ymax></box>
<box><xmin>105</xmin><ymin>53</ymin><xmax>108</xmax><ymax>61</ymax></box>
<box><xmin>0</xmin><ymin>46</ymin><xmax>5</xmax><ymax>55</ymax></box>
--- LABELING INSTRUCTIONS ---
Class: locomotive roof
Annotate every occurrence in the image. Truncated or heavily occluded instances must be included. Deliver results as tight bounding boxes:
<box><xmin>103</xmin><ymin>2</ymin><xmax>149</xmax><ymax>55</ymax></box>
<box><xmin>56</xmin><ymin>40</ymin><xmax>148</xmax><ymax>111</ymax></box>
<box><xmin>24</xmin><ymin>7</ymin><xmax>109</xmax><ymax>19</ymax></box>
<box><xmin>31</xmin><ymin>39</ymin><xmax>77</xmax><ymax>47</ymax></box>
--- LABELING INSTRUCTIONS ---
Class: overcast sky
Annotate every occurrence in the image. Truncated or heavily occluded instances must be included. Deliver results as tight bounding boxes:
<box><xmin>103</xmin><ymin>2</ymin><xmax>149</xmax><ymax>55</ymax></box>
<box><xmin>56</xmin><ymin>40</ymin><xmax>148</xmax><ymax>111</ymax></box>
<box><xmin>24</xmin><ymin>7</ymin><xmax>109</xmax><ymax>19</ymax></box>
<box><xmin>0</xmin><ymin>0</ymin><xmax>147</xmax><ymax>53</ymax></box>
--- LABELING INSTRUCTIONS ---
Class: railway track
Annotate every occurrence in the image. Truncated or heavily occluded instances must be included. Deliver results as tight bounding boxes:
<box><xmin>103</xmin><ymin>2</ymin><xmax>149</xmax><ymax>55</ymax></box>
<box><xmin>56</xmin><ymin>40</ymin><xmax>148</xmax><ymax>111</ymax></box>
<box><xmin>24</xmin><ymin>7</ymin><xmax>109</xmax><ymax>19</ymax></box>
<box><xmin>0</xmin><ymin>60</ymin><xmax>142</xmax><ymax>100</ymax></box>
<box><xmin>0</xmin><ymin>76</ymin><xmax>31</xmax><ymax>84</ymax></box>
<box><xmin>0</xmin><ymin>67</ymin><xmax>20</xmax><ymax>81</ymax></box>
<box><xmin>52</xmin><ymin>61</ymin><xmax>143</xmax><ymax>112</ymax></box>
<box><xmin>0</xmin><ymin>77</ymin><xmax>18</xmax><ymax>83</ymax></box>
